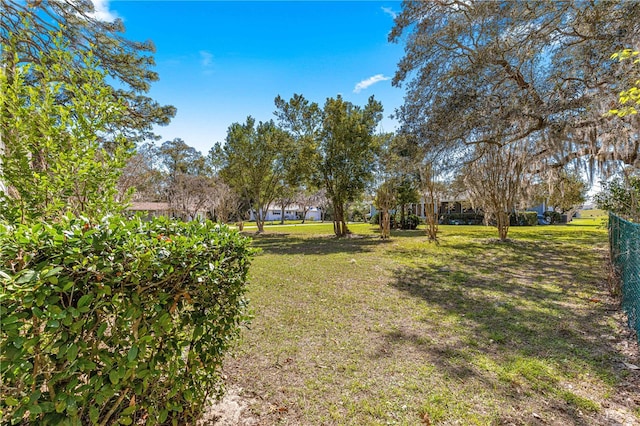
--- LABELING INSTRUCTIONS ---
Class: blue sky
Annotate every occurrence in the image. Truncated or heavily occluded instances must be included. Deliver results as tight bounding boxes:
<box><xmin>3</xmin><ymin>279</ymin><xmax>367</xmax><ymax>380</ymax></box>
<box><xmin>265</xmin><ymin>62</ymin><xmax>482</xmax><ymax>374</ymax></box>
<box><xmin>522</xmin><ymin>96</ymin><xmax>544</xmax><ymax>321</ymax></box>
<box><xmin>103</xmin><ymin>1</ymin><xmax>405</xmax><ymax>155</ymax></box>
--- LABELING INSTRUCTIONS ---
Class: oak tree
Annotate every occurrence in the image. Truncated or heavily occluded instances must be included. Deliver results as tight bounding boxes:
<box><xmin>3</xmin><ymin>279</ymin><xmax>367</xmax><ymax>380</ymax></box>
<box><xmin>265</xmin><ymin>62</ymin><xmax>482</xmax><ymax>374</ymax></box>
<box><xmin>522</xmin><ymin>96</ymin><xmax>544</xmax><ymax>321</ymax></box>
<box><xmin>390</xmin><ymin>1</ymin><xmax>640</xmax><ymax>182</ymax></box>
<box><xmin>275</xmin><ymin>94</ymin><xmax>383</xmax><ymax>237</ymax></box>
<box><xmin>211</xmin><ymin>117</ymin><xmax>295</xmax><ymax>233</ymax></box>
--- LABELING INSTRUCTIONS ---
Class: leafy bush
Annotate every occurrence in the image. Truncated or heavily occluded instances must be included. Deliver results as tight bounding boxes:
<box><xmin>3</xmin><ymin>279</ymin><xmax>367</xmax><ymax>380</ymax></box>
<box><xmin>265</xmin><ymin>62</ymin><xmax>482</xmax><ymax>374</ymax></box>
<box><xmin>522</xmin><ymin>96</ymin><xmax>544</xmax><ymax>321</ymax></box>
<box><xmin>0</xmin><ymin>215</ymin><xmax>254</xmax><ymax>425</ymax></box>
<box><xmin>400</xmin><ymin>214</ymin><xmax>421</xmax><ymax>230</ymax></box>
<box><xmin>594</xmin><ymin>176</ymin><xmax>640</xmax><ymax>221</ymax></box>
<box><xmin>439</xmin><ymin>213</ymin><xmax>484</xmax><ymax>225</ymax></box>
<box><xmin>511</xmin><ymin>211</ymin><xmax>538</xmax><ymax>226</ymax></box>
<box><xmin>369</xmin><ymin>212</ymin><xmax>397</xmax><ymax>227</ymax></box>
<box><xmin>350</xmin><ymin>209</ymin><xmax>366</xmax><ymax>223</ymax></box>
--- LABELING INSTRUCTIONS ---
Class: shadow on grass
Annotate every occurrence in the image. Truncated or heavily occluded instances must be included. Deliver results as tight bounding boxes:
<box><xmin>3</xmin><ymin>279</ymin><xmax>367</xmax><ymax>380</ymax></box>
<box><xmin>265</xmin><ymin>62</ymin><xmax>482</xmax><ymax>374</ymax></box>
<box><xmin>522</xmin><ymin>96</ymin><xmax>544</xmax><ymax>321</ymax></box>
<box><xmin>248</xmin><ymin>225</ymin><xmax>435</xmax><ymax>256</ymax></box>
<box><xmin>385</xmin><ymin>257</ymin><xmax>627</xmax><ymax>424</ymax></box>
<box><xmin>249</xmin><ymin>233</ymin><xmax>383</xmax><ymax>256</ymax></box>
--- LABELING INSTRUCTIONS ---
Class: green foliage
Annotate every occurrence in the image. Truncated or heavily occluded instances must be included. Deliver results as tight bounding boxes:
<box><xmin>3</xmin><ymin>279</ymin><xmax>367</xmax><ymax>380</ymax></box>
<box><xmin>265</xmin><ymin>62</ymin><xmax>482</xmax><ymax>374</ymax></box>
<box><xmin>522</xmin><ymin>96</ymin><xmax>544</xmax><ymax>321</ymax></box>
<box><xmin>0</xmin><ymin>34</ymin><xmax>134</xmax><ymax>223</ymax></box>
<box><xmin>609</xmin><ymin>49</ymin><xmax>640</xmax><ymax>117</ymax></box>
<box><xmin>319</xmin><ymin>96</ymin><xmax>383</xmax><ymax>235</ymax></box>
<box><xmin>0</xmin><ymin>215</ymin><xmax>254</xmax><ymax>425</ymax></box>
<box><xmin>211</xmin><ymin>117</ymin><xmax>296</xmax><ymax>232</ymax></box>
<box><xmin>511</xmin><ymin>211</ymin><xmax>538</xmax><ymax>227</ymax></box>
<box><xmin>595</xmin><ymin>176</ymin><xmax>640</xmax><ymax>220</ymax></box>
<box><xmin>440</xmin><ymin>213</ymin><xmax>484</xmax><ymax>225</ymax></box>
<box><xmin>395</xmin><ymin>178</ymin><xmax>420</xmax><ymax>208</ymax></box>
<box><xmin>369</xmin><ymin>211</ymin><xmax>382</xmax><ymax>225</ymax></box>
<box><xmin>400</xmin><ymin>214</ymin><xmax>421</xmax><ymax>230</ymax></box>
<box><xmin>2</xmin><ymin>1</ymin><xmax>176</xmax><ymax>142</ymax></box>
<box><xmin>275</xmin><ymin>94</ymin><xmax>383</xmax><ymax>237</ymax></box>
<box><xmin>347</xmin><ymin>200</ymin><xmax>368</xmax><ymax>223</ymax></box>
<box><xmin>546</xmin><ymin>172</ymin><xmax>588</xmax><ymax>215</ymax></box>
<box><xmin>368</xmin><ymin>212</ymin><xmax>421</xmax><ymax>230</ymax></box>
<box><xmin>159</xmin><ymin>138</ymin><xmax>207</xmax><ymax>180</ymax></box>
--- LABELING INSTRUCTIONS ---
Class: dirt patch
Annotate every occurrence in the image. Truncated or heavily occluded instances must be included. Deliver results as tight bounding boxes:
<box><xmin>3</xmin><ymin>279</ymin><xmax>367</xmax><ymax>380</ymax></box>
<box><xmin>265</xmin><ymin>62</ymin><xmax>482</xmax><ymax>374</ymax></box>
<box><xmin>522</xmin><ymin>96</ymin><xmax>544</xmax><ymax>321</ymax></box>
<box><xmin>198</xmin><ymin>386</ymin><xmax>259</xmax><ymax>426</ymax></box>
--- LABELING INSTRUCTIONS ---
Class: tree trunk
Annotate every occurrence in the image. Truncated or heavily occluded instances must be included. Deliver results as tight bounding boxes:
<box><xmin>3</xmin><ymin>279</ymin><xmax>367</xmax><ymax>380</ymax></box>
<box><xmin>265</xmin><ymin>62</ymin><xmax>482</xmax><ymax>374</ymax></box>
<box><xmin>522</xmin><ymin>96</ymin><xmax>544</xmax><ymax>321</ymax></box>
<box><xmin>332</xmin><ymin>202</ymin><xmax>349</xmax><ymax>237</ymax></box>
<box><xmin>400</xmin><ymin>204</ymin><xmax>406</xmax><ymax>229</ymax></box>
<box><xmin>280</xmin><ymin>204</ymin><xmax>285</xmax><ymax>224</ymax></box>
<box><xmin>496</xmin><ymin>211</ymin><xmax>509</xmax><ymax>241</ymax></box>
<box><xmin>255</xmin><ymin>207</ymin><xmax>265</xmax><ymax>233</ymax></box>
<box><xmin>425</xmin><ymin>198</ymin><xmax>438</xmax><ymax>242</ymax></box>
<box><xmin>381</xmin><ymin>209</ymin><xmax>391</xmax><ymax>239</ymax></box>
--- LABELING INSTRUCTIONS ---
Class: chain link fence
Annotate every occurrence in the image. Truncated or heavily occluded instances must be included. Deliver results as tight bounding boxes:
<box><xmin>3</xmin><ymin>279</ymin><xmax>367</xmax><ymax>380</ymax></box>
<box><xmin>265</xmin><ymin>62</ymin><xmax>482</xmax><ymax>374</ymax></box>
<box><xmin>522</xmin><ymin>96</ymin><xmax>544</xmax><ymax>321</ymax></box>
<box><xmin>609</xmin><ymin>213</ymin><xmax>640</xmax><ymax>344</ymax></box>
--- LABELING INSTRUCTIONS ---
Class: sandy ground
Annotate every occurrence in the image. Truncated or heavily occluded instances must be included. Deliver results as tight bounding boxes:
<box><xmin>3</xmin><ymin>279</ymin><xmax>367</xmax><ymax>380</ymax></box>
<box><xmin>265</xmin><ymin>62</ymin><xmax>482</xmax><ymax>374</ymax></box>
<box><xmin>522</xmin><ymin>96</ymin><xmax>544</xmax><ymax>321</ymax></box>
<box><xmin>198</xmin><ymin>386</ymin><xmax>259</xmax><ymax>426</ymax></box>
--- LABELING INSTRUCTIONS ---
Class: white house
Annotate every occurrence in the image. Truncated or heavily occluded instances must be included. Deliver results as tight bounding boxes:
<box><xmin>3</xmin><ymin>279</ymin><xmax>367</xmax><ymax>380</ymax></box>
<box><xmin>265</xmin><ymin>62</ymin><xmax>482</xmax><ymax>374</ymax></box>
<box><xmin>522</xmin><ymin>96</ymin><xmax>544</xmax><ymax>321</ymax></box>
<box><xmin>127</xmin><ymin>201</ymin><xmax>209</xmax><ymax>222</ymax></box>
<box><xmin>249</xmin><ymin>204</ymin><xmax>322</xmax><ymax>222</ymax></box>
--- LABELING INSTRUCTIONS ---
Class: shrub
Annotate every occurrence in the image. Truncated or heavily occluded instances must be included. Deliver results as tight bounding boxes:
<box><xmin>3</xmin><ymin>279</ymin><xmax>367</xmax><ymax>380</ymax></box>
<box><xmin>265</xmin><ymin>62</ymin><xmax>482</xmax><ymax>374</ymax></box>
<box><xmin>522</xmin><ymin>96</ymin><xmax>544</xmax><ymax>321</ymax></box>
<box><xmin>594</xmin><ymin>176</ymin><xmax>640</xmax><ymax>221</ymax></box>
<box><xmin>369</xmin><ymin>212</ymin><xmax>397</xmax><ymax>228</ymax></box>
<box><xmin>439</xmin><ymin>213</ymin><xmax>484</xmax><ymax>225</ymax></box>
<box><xmin>400</xmin><ymin>214</ymin><xmax>421</xmax><ymax>230</ymax></box>
<box><xmin>544</xmin><ymin>211</ymin><xmax>563</xmax><ymax>224</ymax></box>
<box><xmin>510</xmin><ymin>211</ymin><xmax>538</xmax><ymax>226</ymax></box>
<box><xmin>0</xmin><ymin>215</ymin><xmax>254</xmax><ymax>425</ymax></box>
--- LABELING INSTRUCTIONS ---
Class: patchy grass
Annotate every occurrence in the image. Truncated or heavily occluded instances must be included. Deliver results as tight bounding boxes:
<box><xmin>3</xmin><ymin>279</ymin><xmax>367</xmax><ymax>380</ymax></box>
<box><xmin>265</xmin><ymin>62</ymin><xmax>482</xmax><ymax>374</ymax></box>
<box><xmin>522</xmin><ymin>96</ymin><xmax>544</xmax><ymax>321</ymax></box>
<box><xmin>222</xmin><ymin>222</ymin><xmax>639</xmax><ymax>425</ymax></box>
<box><xmin>578</xmin><ymin>209</ymin><xmax>607</xmax><ymax>219</ymax></box>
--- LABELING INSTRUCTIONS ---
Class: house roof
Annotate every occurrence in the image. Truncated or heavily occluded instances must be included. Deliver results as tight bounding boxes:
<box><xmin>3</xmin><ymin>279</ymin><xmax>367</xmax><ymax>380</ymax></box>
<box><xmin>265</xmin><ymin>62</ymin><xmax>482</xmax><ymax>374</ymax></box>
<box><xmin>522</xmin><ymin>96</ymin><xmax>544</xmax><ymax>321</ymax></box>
<box><xmin>267</xmin><ymin>204</ymin><xmax>321</xmax><ymax>211</ymax></box>
<box><xmin>128</xmin><ymin>202</ymin><xmax>170</xmax><ymax>211</ymax></box>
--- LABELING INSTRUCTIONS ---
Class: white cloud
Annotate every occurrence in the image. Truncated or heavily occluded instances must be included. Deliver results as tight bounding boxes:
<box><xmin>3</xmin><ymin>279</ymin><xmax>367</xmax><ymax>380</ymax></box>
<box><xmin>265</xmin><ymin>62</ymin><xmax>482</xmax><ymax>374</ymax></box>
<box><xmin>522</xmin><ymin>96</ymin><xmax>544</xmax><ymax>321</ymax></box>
<box><xmin>381</xmin><ymin>6</ymin><xmax>397</xmax><ymax>19</ymax></box>
<box><xmin>353</xmin><ymin>74</ymin><xmax>391</xmax><ymax>93</ymax></box>
<box><xmin>89</xmin><ymin>0</ymin><xmax>118</xmax><ymax>22</ymax></box>
<box><xmin>200</xmin><ymin>50</ymin><xmax>213</xmax><ymax>67</ymax></box>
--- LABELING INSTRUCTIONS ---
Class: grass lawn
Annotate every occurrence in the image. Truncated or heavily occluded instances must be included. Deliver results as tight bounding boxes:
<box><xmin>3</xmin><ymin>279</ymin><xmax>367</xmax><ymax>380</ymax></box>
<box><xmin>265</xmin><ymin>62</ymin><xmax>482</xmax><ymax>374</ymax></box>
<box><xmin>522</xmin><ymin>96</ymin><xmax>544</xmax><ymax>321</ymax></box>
<box><xmin>219</xmin><ymin>219</ymin><xmax>639</xmax><ymax>425</ymax></box>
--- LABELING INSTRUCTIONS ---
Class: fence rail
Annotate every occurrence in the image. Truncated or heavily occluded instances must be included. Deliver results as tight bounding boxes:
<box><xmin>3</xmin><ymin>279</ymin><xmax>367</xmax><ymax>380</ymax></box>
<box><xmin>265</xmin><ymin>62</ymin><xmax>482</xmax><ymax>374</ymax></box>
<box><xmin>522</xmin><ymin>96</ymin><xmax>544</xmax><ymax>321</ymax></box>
<box><xmin>609</xmin><ymin>213</ymin><xmax>640</xmax><ymax>344</ymax></box>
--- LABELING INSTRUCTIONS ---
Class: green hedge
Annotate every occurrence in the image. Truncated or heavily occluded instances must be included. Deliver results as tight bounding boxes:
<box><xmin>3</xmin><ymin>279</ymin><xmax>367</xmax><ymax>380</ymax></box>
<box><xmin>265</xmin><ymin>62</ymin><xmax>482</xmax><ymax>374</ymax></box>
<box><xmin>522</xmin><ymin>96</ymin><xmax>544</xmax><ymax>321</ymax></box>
<box><xmin>439</xmin><ymin>213</ymin><xmax>484</xmax><ymax>225</ymax></box>
<box><xmin>369</xmin><ymin>213</ymin><xmax>421</xmax><ymax>230</ymax></box>
<box><xmin>0</xmin><ymin>215</ymin><xmax>254</xmax><ymax>425</ymax></box>
<box><xmin>511</xmin><ymin>211</ymin><xmax>538</xmax><ymax>226</ymax></box>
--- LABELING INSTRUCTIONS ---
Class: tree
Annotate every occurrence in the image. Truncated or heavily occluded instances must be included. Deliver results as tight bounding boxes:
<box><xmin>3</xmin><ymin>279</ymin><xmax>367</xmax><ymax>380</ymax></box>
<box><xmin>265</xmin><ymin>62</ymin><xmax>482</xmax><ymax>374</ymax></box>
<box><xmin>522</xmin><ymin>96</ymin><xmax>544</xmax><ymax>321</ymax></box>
<box><xmin>418</xmin><ymin>162</ymin><xmax>440</xmax><ymax>242</ymax></box>
<box><xmin>545</xmin><ymin>171</ymin><xmax>587</xmax><ymax>220</ymax></box>
<box><xmin>168</xmin><ymin>174</ymin><xmax>216</xmax><ymax>221</ymax></box>
<box><xmin>159</xmin><ymin>138</ymin><xmax>207</xmax><ymax>182</ymax></box>
<box><xmin>117</xmin><ymin>143</ymin><xmax>164</xmax><ymax>202</ymax></box>
<box><xmin>275</xmin><ymin>94</ymin><xmax>383</xmax><ymax>237</ymax></box>
<box><xmin>464</xmin><ymin>142</ymin><xmax>531</xmax><ymax>241</ymax></box>
<box><xmin>375</xmin><ymin>133</ymin><xmax>423</xmax><ymax>230</ymax></box>
<box><xmin>156</xmin><ymin>139</ymin><xmax>210</xmax><ymax>218</ymax></box>
<box><xmin>374</xmin><ymin>181</ymin><xmax>395</xmax><ymax>239</ymax></box>
<box><xmin>1</xmin><ymin>0</ymin><xmax>176</xmax><ymax>142</ymax></box>
<box><xmin>295</xmin><ymin>187</ymin><xmax>323</xmax><ymax>224</ymax></box>
<box><xmin>320</xmin><ymin>96</ymin><xmax>383</xmax><ymax>236</ymax></box>
<box><xmin>0</xmin><ymin>34</ymin><xmax>132</xmax><ymax>223</ymax></box>
<box><xmin>595</xmin><ymin>175</ymin><xmax>640</xmax><ymax>221</ymax></box>
<box><xmin>211</xmin><ymin>117</ymin><xmax>295</xmax><ymax>233</ymax></box>
<box><xmin>395</xmin><ymin>177</ymin><xmax>420</xmax><ymax>228</ymax></box>
<box><xmin>274</xmin><ymin>186</ymin><xmax>297</xmax><ymax>224</ymax></box>
<box><xmin>274</xmin><ymin>94</ymin><xmax>322</xmax><ymax>188</ymax></box>
<box><xmin>390</xmin><ymin>1</ymin><xmax>640</xmax><ymax>179</ymax></box>
<box><xmin>210</xmin><ymin>179</ymin><xmax>242</xmax><ymax>224</ymax></box>
<box><xmin>273</xmin><ymin>93</ymin><xmax>323</xmax><ymax>223</ymax></box>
